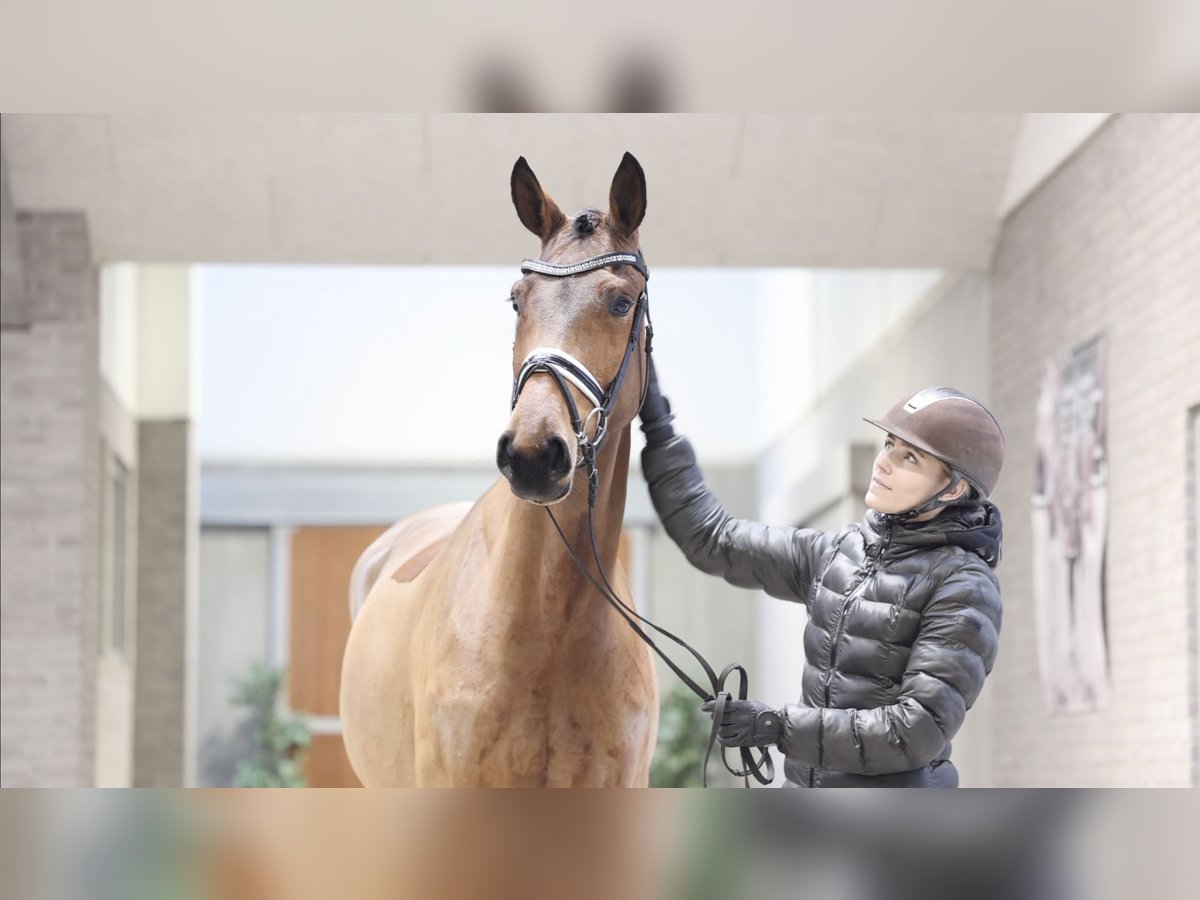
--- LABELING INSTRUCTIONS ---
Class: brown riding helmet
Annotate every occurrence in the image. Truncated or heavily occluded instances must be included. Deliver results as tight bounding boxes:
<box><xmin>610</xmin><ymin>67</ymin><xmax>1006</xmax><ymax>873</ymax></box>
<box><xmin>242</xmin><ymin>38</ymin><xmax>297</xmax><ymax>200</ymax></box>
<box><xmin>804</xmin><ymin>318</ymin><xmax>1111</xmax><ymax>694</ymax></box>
<box><xmin>864</xmin><ymin>387</ymin><xmax>1005</xmax><ymax>497</ymax></box>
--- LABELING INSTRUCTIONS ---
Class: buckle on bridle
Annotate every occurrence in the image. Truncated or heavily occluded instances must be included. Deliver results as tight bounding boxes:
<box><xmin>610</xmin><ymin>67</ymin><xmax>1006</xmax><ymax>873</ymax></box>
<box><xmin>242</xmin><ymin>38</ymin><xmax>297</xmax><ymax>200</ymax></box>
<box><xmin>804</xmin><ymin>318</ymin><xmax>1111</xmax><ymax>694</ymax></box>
<box><xmin>581</xmin><ymin>406</ymin><xmax>608</xmax><ymax>449</ymax></box>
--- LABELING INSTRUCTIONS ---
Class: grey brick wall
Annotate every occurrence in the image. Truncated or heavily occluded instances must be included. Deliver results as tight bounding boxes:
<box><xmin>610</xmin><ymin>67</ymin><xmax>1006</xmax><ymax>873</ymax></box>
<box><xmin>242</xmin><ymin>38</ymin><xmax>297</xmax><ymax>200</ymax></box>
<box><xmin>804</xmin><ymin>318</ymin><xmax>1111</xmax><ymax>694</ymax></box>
<box><xmin>1</xmin><ymin>149</ymin><xmax>29</xmax><ymax>328</ymax></box>
<box><xmin>989</xmin><ymin>114</ymin><xmax>1200</xmax><ymax>786</ymax></box>
<box><xmin>1</xmin><ymin>197</ymin><xmax>100</xmax><ymax>785</ymax></box>
<box><xmin>133</xmin><ymin>421</ymin><xmax>189</xmax><ymax>786</ymax></box>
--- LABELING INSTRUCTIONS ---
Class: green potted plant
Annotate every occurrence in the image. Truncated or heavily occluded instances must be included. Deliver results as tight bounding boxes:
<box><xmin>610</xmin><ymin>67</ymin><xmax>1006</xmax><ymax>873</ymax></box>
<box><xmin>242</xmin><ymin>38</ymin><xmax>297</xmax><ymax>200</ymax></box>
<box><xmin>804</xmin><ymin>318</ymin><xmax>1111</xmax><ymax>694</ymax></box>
<box><xmin>650</xmin><ymin>683</ymin><xmax>725</xmax><ymax>787</ymax></box>
<box><xmin>230</xmin><ymin>662</ymin><xmax>312</xmax><ymax>788</ymax></box>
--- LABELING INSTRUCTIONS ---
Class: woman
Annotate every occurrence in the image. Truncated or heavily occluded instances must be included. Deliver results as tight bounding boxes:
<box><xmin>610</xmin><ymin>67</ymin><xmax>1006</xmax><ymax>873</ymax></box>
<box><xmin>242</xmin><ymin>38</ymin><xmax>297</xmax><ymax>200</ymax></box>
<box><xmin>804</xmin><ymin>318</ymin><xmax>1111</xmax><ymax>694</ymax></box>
<box><xmin>639</xmin><ymin>360</ymin><xmax>1004</xmax><ymax>787</ymax></box>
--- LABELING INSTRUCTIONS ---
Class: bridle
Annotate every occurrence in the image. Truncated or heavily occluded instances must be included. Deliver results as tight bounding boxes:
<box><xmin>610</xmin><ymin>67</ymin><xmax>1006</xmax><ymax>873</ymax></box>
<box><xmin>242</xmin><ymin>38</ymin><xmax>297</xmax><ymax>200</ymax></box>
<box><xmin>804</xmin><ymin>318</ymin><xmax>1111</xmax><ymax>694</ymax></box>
<box><xmin>510</xmin><ymin>248</ymin><xmax>774</xmax><ymax>788</ymax></box>
<box><xmin>512</xmin><ymin>250</ymin><xmax>651</xmax><ymax>505</ymax></box>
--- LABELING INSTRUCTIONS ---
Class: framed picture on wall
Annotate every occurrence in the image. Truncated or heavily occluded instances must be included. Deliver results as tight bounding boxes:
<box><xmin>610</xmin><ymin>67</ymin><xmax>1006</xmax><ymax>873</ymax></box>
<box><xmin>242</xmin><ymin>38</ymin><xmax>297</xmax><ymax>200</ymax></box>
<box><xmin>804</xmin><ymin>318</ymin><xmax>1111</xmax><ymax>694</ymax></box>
<box><xmin>1032</xmin><ymin>334</ymin><xmax>1109</xmax><ymax>714</ymax></box>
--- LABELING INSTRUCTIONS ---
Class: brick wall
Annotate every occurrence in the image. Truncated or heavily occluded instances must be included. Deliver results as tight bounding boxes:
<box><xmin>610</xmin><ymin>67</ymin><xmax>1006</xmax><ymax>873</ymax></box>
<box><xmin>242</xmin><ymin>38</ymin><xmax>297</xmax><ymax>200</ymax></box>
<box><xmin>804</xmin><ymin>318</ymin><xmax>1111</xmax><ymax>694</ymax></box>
<box><xmin>0</xmin><ymin>150</ymin><xmax>28</xmax><ymax>328</ymax></box>
<box><xmin>988</xmin><ymin>114</ymin><xmax>1200</xmax><ymax>786</ymax></box>
<box><xmin>1</xmin><ymin>159</ymin><xmax>101</xmax><ymax>785</ymax></box>
<box><xmin>133</xmin><ymin>421</ymin><xmax>189</xmax><ymax>786</ymax></box>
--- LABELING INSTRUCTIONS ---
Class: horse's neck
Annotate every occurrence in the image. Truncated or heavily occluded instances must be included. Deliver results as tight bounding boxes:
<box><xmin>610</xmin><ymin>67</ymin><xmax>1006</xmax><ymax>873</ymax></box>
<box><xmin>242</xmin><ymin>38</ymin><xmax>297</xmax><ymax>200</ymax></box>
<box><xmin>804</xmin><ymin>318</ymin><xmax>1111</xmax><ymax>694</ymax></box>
<box><xmin>494</xmin><ymin>426</ymin><xmax>631</xmax><ymax>624</ymax></box>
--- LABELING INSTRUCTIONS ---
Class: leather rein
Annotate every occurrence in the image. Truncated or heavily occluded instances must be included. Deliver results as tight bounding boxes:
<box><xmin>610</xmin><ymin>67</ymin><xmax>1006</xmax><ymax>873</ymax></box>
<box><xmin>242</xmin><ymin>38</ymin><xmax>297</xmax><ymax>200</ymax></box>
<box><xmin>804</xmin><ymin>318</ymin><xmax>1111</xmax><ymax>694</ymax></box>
<box><xmin>511</xmin><ymin>249</ymin><xmax>774</xmax><ymax>788</ymax></box>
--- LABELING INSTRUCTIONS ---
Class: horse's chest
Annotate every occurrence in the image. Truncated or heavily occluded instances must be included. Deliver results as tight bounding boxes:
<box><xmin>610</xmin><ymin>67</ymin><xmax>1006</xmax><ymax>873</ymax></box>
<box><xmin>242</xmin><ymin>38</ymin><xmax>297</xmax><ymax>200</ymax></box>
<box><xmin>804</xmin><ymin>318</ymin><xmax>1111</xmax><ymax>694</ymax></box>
<box><xmin>421</xmin><ymin>672</ymin><xmax>643</xmax><ymax>787</ymax></box>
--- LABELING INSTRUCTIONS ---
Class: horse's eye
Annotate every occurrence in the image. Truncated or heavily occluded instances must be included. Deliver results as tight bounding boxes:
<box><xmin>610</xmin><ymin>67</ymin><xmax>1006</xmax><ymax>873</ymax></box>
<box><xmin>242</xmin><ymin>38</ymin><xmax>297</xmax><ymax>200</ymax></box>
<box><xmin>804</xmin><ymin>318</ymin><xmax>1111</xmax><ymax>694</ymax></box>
<box><xmin>510</xmin><ymin>296</ymin><xmax>519</xmax><ymax>314</ymax></box>
<box><xmin>610</xmin><ymin>295</ymin><xmax>634</xmax><ymax>316</ymax></box>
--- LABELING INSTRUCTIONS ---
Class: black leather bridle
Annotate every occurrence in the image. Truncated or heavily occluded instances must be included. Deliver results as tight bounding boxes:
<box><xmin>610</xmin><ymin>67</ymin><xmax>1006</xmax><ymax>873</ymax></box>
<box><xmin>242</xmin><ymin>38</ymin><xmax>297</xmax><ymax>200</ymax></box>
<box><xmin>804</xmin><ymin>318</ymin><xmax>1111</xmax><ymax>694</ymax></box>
<box><xmin>512</xmin><ymin>251</ymin><xmax>652</xmax><ymax>505</ymax></box>
<box><xmin>511</xmin><ymin>248</ymin><xmax>774</xmax><ymax>788</ymax></box>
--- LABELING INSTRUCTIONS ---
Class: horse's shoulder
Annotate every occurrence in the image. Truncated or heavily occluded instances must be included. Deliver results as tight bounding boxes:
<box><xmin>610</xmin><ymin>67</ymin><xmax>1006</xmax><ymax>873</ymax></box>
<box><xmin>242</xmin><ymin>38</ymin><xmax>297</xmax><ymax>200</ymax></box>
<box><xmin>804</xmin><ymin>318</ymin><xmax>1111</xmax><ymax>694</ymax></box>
<box><xmin>349</xmin><ymin>500</ymin><xmax>475</xmax><ymax>622</ymax></box>
<box><xmin>386</xmin><ymin>501</ymin><xmax>476</xmax><ymax>581</ymax></box>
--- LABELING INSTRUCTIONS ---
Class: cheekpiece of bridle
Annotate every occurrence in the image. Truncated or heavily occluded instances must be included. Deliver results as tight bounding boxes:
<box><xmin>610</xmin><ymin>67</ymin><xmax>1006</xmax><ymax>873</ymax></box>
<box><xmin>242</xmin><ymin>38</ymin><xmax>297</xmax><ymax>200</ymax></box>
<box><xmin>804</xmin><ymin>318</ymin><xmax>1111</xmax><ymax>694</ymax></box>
<box><xmin>508</xmin><ymin>247</ymin><xmax>773</xmax><ymax>788</ymax></box>
<box><xmin>511</xmin><ymin>250</ymin><xmax>653</xmax><ymax>506</ymax></box>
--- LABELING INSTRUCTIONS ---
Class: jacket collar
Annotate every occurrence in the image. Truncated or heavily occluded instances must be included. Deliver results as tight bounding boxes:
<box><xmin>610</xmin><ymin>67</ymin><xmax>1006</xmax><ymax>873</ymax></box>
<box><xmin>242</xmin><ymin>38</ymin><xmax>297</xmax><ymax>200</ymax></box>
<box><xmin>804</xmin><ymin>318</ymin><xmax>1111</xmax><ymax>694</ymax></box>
<box><xmin>863</xmin><ymin>501</ymin><xmax>1003</xmax><ymax>567</ymax></box>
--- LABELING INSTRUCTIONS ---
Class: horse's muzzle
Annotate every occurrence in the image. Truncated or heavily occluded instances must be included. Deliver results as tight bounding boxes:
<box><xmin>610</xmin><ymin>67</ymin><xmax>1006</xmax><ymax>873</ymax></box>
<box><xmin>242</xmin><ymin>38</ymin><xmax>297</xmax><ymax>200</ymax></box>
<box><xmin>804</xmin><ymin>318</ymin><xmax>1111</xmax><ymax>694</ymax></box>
<box><xmin>496</xmin><ymin>431</ymin><xmax>574</xmax><ymax>503</ymax></box>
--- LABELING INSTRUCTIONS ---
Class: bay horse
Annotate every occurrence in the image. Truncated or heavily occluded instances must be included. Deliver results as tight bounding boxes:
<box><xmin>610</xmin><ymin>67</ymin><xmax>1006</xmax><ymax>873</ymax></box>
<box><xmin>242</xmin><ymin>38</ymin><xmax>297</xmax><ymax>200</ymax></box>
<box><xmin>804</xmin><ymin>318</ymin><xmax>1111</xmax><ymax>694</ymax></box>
<box><xmin>339</xmin><ymin>153</ymin><xmax>660</xmax><ymax>786</ymax></box>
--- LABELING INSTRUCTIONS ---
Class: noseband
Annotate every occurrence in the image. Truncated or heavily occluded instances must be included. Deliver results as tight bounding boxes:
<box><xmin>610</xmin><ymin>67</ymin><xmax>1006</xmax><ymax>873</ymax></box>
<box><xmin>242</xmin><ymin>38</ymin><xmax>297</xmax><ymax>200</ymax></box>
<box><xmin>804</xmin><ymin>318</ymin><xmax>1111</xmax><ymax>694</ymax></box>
<box><xmin>510</xmin><ymin>250</ymin><xmax>652</xmax><ymax>505</ymax></box>
<box><xmin>507</xmin><ymin>247</ymin><xmax>772</xmax><ymax>788</ymax></box>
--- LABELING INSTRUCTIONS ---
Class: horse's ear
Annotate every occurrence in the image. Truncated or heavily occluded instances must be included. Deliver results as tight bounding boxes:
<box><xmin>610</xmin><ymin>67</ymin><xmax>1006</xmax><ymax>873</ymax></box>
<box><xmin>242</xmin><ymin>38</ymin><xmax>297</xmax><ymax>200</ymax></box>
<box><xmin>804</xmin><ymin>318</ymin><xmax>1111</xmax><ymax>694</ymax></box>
<box><xmin>511</xmin><ymin>157</ymin><xmax>566</xmax><ymax>242</ymax></box>
<box><xmin>608</xmin><ymin>152</ymin><xmax>646</xmax><ymax>238</ymax></box>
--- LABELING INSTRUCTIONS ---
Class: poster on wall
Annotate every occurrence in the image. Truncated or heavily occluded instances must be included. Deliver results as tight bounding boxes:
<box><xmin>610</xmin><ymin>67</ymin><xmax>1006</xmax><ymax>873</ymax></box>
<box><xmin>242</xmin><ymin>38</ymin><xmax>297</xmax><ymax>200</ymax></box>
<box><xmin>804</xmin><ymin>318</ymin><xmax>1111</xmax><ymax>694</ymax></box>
<box><xmin>1032</xmin><ymin>334</ymin><xmax>1109</xmax><ymax>714</ymax></box>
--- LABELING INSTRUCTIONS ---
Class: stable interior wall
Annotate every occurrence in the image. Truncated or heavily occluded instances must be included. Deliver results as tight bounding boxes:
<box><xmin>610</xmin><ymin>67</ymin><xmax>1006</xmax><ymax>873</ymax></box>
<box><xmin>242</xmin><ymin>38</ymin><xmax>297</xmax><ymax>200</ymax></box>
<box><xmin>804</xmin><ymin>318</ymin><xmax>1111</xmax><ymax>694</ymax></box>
<box><xmin>93</xmin><ymin>266</ymin><xmax>139</xmax><ymax>787</ymax></box>
<box><xmin>1</xmin><ymin>152</ymin><xmax>101</xmax><ymax>786</ymax></box>
<box><xmin>196</xmin><ymin>527</ymin><xmax>270</xmax><ymax>787</ymax></box>
<box><xmin>987</xmin><ymin>113</ymin><xmax>1200</xmax><ymax>786</ymax></box>
<box><xmin>94</xmin><ymin>263</ymin><xmax>198</xmax><ymax>787</ymax></box>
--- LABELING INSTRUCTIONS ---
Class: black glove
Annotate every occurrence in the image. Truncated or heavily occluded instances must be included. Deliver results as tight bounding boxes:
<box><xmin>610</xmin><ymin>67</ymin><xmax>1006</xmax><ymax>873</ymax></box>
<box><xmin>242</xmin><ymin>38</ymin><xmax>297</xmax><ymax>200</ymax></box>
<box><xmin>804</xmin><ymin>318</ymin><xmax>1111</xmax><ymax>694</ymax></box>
<box><xmin>639</xmin><ymin>356</ymin><xmax>676</xmax><ymax>446</ymax></box>
<box><xmin>702</xmin><ymin>697</ymin><xmax>784</xmax><ymax>748</ymax></box>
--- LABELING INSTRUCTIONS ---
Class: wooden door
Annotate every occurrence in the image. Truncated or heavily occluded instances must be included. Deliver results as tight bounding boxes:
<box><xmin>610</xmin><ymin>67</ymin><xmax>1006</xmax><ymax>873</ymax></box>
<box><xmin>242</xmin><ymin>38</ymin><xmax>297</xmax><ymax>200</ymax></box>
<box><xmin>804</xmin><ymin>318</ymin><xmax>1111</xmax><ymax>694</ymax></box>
<box><xmin>290</xmin><ymin>525</ymin><xmax>388</xmax><ymax>787</ymax></box>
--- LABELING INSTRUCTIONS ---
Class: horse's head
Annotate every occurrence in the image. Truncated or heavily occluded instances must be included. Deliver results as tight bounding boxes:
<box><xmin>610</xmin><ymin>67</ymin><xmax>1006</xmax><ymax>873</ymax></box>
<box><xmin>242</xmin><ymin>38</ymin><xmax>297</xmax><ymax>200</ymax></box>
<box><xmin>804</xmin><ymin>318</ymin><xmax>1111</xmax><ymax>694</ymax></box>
<box><xmin>498</xmin><ymin>152</ymin><xmax>650</xmax><ymax>505</ymax></box>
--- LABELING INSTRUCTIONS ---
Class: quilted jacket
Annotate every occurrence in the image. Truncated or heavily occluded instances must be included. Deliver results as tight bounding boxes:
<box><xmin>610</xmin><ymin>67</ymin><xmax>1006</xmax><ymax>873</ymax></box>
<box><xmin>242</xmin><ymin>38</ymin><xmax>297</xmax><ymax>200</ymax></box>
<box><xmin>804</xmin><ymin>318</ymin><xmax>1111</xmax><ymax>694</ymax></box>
<box><xmin>643</xmin><ymin>434</ymin><xmax>1003</xmax><ymax>788</ymax></box>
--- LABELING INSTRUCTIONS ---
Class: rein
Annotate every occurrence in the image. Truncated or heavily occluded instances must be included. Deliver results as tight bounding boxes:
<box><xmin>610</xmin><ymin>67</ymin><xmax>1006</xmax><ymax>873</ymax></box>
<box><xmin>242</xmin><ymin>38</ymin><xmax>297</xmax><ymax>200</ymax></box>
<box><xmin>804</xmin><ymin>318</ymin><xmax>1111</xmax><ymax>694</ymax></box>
<box><xmin>511</xmin><ymin>249</ymin><xmax>774</xmax><ymax>788</ymax></box>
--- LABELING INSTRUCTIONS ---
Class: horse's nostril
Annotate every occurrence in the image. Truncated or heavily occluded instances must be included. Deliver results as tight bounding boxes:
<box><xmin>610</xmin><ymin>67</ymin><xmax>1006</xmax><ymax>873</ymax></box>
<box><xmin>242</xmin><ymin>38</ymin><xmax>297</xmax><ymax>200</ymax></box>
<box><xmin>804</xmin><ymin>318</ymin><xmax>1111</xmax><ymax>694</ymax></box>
<box><xmin>547</xmin><ymin>436</ymin><xmax>571</xmax><ymax>479</ymax></box>
<box><xmin>498</xmin><ymin>431</ymin><xmax>572</xmax><ymax>493</ymax></box>
<box><xmin>496</xmin><ymin>433</ymin><xmax>516</xmax><ymax>475</ymax></box>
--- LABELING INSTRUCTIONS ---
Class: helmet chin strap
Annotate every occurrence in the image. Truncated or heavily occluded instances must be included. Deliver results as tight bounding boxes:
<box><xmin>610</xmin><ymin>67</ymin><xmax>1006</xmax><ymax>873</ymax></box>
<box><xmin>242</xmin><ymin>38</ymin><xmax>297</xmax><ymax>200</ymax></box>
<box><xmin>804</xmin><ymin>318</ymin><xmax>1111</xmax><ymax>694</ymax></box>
<box><xmin>885</xmin><ymin>471</ymin><xmax>970</xmax><ymax>523</ymax></box>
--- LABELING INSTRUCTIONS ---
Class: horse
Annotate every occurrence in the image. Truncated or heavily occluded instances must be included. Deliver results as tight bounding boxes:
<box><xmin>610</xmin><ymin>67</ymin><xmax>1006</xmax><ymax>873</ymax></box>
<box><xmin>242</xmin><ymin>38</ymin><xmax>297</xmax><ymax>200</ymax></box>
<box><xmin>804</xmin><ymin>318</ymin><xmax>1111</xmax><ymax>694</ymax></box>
<box><xmin>339</xmin><ymin>153</ymin><xmax>660</xmax><ymax>786</ymax></box>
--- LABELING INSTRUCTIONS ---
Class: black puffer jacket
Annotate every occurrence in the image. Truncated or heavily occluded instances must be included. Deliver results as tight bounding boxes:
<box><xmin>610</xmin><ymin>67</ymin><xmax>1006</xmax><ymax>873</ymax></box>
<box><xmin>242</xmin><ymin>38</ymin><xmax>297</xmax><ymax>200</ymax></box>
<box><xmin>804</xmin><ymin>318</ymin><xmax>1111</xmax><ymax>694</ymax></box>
<box><xmin>643</xmin><ymin>435</ymin><xmax>1003</xmax><ymax>788</ymax></box>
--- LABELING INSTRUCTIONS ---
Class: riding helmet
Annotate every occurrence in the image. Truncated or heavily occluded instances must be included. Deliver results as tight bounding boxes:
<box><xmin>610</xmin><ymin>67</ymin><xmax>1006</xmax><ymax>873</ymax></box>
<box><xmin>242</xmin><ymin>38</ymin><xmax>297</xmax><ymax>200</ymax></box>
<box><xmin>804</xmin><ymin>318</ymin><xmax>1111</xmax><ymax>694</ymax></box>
<box><xmin>864</xmin><ymin>387</ymin><xmax>1005</xmax><ymax>497</ymax></box>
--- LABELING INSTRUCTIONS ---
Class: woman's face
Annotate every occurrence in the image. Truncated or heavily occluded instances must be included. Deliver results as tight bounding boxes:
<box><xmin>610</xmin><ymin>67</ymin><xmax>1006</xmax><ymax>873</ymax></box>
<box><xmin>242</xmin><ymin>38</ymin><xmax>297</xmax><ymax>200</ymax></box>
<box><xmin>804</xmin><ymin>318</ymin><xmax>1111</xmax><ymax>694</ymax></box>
<box><xmin>864</xmin><ymin>433</ymin><xmax>963</xmax><ymax>520</ymax></box>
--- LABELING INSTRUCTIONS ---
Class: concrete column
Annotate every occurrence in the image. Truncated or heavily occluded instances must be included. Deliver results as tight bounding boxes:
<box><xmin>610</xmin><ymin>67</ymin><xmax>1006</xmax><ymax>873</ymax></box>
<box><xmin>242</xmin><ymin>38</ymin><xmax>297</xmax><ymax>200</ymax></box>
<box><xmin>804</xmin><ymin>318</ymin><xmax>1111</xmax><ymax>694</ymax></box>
<box><xmin>131</xmin><ymin>266</ymin><xmax>197</xmax><ymax>787</ymax></box>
